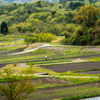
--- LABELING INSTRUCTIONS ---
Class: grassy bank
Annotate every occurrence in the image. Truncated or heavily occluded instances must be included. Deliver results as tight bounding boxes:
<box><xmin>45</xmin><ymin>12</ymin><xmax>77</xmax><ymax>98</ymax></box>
<box><xmin>25</xmin><ymin>82</ymin><xmax>100</xmax><ymax>100</ymax></box>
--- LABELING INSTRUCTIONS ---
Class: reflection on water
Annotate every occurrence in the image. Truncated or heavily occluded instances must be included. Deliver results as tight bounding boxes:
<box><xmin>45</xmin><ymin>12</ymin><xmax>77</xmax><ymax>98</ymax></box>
<box><xmin>80</xmin><ymin>96</ymin><xmax>100</xmax><ymax>100</ymax></box>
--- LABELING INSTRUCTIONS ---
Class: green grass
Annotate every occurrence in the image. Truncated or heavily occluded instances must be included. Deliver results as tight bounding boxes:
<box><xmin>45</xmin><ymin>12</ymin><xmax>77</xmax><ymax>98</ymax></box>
<box><xmin>0</xmin><ymin>40</ymin><xmax>24</xmax><ymax>46</ymax></box>
<box><xmin>0</xmin><ymin>64</ymin><xmax>57</xmax><ymax>75</ymax></box>
<box><xmin>59</xmin><ymin>71</ymin><xmax>98</xmax><ymax>76</ymax></box>
<box><xmin>25</xmin><ymin>83</ymin><xmax>100</xmax><ymax>100</ymax></box>
<box><xmin>1</xmin><ymin>41</ymin><xmax>100</xmax><ymax>64</ymax></box>
<box><xmin>0</xmin><ymin>76</ymin><xmax>40</xmax><ymax>82</ymax></box>
<box><xmin>68</xmin><ymin>77</ymin><xmax>100</xmax><ymax>84</ymax></box>
<box><xmin>73</xmin><ymin>68</ymin><xmax>100</xmax><ymax>73</ymax></box>
<box><xmin>33</xmin><ymin>46</ymin><xmax>100</xmax><ymax>59</ymax></box>
<box><xmin>87</xmin><ymin>57</ymin><xmax>100</xmax><ymax>62</ymax></box>
<box><xmin>1</xmin><ymin>35</ymin><xmax>100</xmax><ymax>100</ymax></box>
<box><xmin>0</xmin><ymin>34</ymin><xmax>25</xmax><ymax>42</ymax></box>
<box><xmin>1</xmin><ymin>63</ymin><xmax>100</xmax><ymax>100</ymax></box>
<box><xmin>0</xmin><ymin>45</ymin><xmax>26</xmax><ymax>52</ymax></box>
<box><xmin>58</xmin><ymin>94</ymin><xmax>100</xmax><ymax>100</ymax></box>
<box><xmin>0</xmin><ymin>53</ymin><xmax>58</xmax><ymax>64</ymax></box>
<box><xmin>27</xmin><ymin>59</ymin><xmax>72</xmax><ymax>65</ymax></box>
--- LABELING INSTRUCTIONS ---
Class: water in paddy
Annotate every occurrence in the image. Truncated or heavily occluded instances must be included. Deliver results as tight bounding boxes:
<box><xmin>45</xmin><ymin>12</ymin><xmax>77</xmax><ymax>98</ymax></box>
<box><xmin>80</xmin><ymin>96</ymin><xmax>100</xmax><ymax>100</ymax></box>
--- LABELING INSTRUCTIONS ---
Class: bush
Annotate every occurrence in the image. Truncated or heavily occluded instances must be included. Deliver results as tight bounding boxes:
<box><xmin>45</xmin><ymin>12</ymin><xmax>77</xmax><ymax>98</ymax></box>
<box><xmin>66</xmin><ymin>24</ymin><xmax>77</xmax><ymax>33</ymax></box>
<box><xmin>36</xmin><ymin>33</ymin><xmax>57</xmax><ymax>42</ymax></box>
<box><xmin>61</xmin><ymin>31</ymin><xmax>69</xmax><ymax>36</ymax></box>
<box><xmin>95</xmin><ymin>20</ymin><xmax>100</xmax><ymax>32</ymax></box>
<box><xmin>24</xmin><ymin>35</ymin><xmax>37</xmax><ymax>45</ymax></box>
<box><xmin>62</xmin><ymin>25</ymin><xmax>95</xmax><ymax>46</ymax></box>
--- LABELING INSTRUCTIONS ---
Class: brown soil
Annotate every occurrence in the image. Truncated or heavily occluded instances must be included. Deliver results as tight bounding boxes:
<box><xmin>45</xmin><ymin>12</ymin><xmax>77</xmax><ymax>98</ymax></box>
<box><xmin>0</xmin><ymin>47</ymin><xmax>26</xmax><ymax>56</ymax></box>
<box><xmin>17</xmin><ymin>63</ymin><xmax>29</xmax><ymax>67</ymax></box>
<box><xmin>78</xmin><ymin>70</ymin><xmax>100</xmax><ymax>74</ymax></box>
<box><xmin>0</xmin><ymin>77</ymin><xmax>72</xmax><ymax>86</ymax></box>
<box><xmin>85</xmin><ymin>47</ymin><xmax>100</xmax><ymax>51</ymax></box>
<box><xmin>0</xmin><ymin>64</ymin><xmax>8</xmax><ymax>68</ymax></box>
<box><xmin>41</xmin><ymin>62</ymin><xmax>100</xmax><ymax>72</ymax></box>
<box><xmin>26</xmin><ymin>81</ymin><xmax>100</xmax><ymax>100</ymax></box>
<box><xmin>44</xmin><ymin>46</ymin><xmax>66</xmax><ymax>51</ymax></box>
<box><xmin>32</xmin><ymin>77</ymin><xmax>72</xmax><ymax>85</ymax></box>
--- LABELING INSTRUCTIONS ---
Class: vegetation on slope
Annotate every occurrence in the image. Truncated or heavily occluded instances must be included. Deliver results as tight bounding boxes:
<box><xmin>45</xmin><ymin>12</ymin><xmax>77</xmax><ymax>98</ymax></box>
<box><xmin>1</xmin><ymin>1</ymin><xmax>100</xmax><ymax>45</ymax></box>
<box><xmin>0</xmin><ymin>0</ymin><xmax>9</xmax><ymax>7</ymax></box>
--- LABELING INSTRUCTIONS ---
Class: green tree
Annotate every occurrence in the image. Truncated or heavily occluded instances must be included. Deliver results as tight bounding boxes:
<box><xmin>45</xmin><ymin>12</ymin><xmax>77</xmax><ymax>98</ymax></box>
<box><xmin>36</xmin><ymin>33</ymin><xmax>57</xmax><ymax>42</ymax></box>
<box><xmin>75</xmin><ymin>4</ymin><xmax>100</xmax><ymax>27</ymax></box>
<box><xmin>1</xmin><ymin>21</ymin><xmax>8</xmax><ymax>35</ymax></box>
<box><xmin>0</xmin><ymin>66</ymin><xmax>37</xmax><ymax>100</ymax></box>
<box><xmin>24</xmin><ymin>35</ymin><xmax>37</xmax><ymax>46</ymax></box>
<box><xmin>1</xmin><ymin>21</ymin><xmax>8</xmax><ymax>42</ymax></box>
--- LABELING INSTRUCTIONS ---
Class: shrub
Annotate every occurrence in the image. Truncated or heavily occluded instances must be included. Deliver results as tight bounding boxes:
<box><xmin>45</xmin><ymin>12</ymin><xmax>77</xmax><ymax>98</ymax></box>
<box><xmin>24</xmin><ymin>35</ymin><xmax>37</xmax><ymax>46</ymax></box>
<box><xmin>61</xmin><ymin>31</ymin><xmax>69</xmax><ymax>36</ymax></box>
<box><xmin>66</xmin><ymin>24</ymin><xmax>77</xmax><ymax>33</ymax></box>
<box><xmin>62</xmin><ymin>25</ymin><xmax>95</xmax><ymax>45</ymax></box>
<box><xmin>95</xmin><ymin>20</ymin><xmax>100</xmax><ymax>32</ymax></box>
<box><xmin>36</xmin><ymin>33</ymin><xmax>57</xmax><ymax>42</ymax></box>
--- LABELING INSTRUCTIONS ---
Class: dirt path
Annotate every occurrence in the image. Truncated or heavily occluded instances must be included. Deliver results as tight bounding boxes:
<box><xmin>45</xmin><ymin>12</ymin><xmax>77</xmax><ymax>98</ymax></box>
<box><xmin>8</xmin><ymin>44</ymin><xmax>51</xmax><ymax>55</ymax></box>
<box><xmin>34</xmin><ymin>74</ymin><xmax>99</xmax><ymax>78</ymax></box>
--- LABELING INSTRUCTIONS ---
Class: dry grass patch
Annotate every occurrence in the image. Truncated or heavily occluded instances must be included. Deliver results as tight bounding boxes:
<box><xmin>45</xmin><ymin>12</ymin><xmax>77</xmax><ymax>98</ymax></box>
<box><xmin>0</xmin><ymin>64</ymin><xmax>29</xmax><ymax>74</ymax></box>
<box><xmin>0</xmin><ymin>64</ymin><xmax>57</xmax><ymax>75</ymax></box>
<box><xmin>51</xmin><ymin>36</ymin><xmax>64</xmax><ymax>44</ymax></box>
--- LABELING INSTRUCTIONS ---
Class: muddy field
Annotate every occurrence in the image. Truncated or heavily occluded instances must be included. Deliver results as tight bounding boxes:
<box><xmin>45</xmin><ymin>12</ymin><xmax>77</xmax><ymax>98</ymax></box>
<box><xmin>32</xmin><ymin>77</ymin><xmax>72</xmax><ymax>85</ymax></box>
<box><xmin>78</xmin><ymin>70</ymin><xmax>100</xmax><ymax>74</ymax></box>
<box><xmin>25</xmin><ymin>82</ymin><xmax>100</xmax><ymax>100</ymax></box>
<box><xmin>41</xmin><ymin>62</ymin><xmax>100</xmax><ymax>72</ymax></box>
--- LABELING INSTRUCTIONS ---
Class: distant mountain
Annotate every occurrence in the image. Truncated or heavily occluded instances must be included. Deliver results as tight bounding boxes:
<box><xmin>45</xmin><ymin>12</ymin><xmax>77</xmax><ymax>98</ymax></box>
<box><xmin>4</xmin><ymin>0</ymin><xmax>59</xmax><ymax>3</ymax></box>
<box><xmin>0</xmin><ymin>0</ymin><xmax>9</xmax><ymax>6</ymax></box>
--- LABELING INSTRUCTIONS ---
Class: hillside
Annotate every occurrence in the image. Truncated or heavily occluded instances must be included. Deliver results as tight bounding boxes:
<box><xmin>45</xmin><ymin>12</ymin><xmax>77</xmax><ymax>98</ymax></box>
<box><xmin>0</xmin><ymin>0</ymin><xmax>9</xmax><ymax>6</ymax></box>
<box><xmin>0</xmin><ymin>1</ymin><xmax>100</xmax><ymax>45</ymax></box>
<box><xmin>0</xmin><ymin>0</ymin><xmax>79</xmax><ymax>35</ymax></box>
<box><xmin>4</xmin><ymin>0</ymin><xmax>59</xmax><ymax>3</ymax></box>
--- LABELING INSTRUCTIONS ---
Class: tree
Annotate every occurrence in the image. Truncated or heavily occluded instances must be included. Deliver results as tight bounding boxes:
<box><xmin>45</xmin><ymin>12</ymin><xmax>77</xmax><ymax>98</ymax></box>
<box><xmin>75</xmin><ymin>4</ymin><xmax>100</xmax><ymax>27</ymax></box>
<box><xmin>24</xmin><ymin>35</ymin><xmax>37</xmax><ymax>47</ymax></box>
<box><xmin>0</xmin><ymin>66</ymin><xmax>37</xmax><ymax>100</ymax></box>
<box><xmin>1</xmin><ymin>21</ymin><xmax>8</xmax><ymax>42</ymax></box>
<box><xmin>1</xmin><ymin>21</ymin><xmax>8</xmax><ymax>35</ymax></box>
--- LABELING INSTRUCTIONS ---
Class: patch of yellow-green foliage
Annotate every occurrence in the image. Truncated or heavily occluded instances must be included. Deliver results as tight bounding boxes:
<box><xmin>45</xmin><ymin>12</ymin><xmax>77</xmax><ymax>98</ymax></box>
<box><xmin>0</xmin><ymin>64</ymin><xmax>57</xmax><ymax>75</ymax></box>
<box><xmin>0</xmin><ymin>65</ymin><xmax>38</xmax><ymax>100</ymax></box>
<box><xmin>86</xmin><ymin>57</ymin><xmax>100</xmax><ymax>62</ymax></box>
<box><xmin>0</xmin><ymin>40</ymin><xmax>24</xmax><ymax>46</ymax></box>
<box><xmin>0</xmin><ymin>45</ymin><xmax>26</xmax><ymax>52</ymax></box>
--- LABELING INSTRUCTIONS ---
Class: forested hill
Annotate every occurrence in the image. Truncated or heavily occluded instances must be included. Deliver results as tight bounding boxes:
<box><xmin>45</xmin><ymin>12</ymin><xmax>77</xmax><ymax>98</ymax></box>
<box><xmin>1</xmin><ymin>0</ymin><xmax>100</xmax><ymax>6</ymax></box>
<box><xmin>0</xmin><ymin>0</ymin><xmax>9</xmax><ymax>6</ymax></box>
<box><xmin>1</xmin><ymin>0</ymin><xmax>100</xmax><ymax>45</ymax></box>
<box><xmin>0</xmin><ymin>0</ymin><xmax>83</xmax><ymax>35</ymax></box>
<box><xmin>4</xmin><ymin>0</ymin><xmax>59</xmax><ymax>3</ymax></box>
<box><xmin>0</xmin><ymin>0</ymin><xmax>100</xmax><ymax>38</ymax></box>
